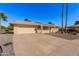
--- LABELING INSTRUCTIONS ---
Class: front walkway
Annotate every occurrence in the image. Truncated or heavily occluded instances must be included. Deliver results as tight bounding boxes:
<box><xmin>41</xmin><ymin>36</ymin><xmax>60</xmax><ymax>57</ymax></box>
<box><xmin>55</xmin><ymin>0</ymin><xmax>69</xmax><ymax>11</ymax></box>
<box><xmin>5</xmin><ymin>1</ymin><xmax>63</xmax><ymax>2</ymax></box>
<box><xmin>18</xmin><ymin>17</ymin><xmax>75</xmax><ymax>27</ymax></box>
<box><xmin>13</xmin><ymin>34</ymin><xmax>79</xmax><ymax>56</ymax></box>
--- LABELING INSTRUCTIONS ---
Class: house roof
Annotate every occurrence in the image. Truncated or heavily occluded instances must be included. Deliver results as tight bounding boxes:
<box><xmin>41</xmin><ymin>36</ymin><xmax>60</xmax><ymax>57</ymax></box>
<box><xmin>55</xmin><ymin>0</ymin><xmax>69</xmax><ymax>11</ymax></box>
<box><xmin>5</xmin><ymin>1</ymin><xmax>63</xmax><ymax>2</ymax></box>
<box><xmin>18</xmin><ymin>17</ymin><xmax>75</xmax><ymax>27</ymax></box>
<box><xmin>10</xmin><ymin>21</ymin><xmax>54</xmax><ymax>27</ymax></box>
<box><xmin>68</xmin><ymin>25</ymin><xmax>79</xmax><ymax>28</ymax></box>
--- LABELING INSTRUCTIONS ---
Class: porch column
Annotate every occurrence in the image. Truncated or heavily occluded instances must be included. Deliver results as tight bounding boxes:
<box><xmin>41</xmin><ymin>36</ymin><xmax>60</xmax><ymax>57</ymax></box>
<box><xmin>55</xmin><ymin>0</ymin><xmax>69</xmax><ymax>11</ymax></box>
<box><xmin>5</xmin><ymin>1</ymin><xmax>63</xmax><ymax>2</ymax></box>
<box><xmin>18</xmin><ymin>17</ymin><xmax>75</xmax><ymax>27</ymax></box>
<box><xmin>40</xmin><ymin>25</ymin><xmax>43</xmax><ymax>33</ymax></box>
<box><xmin>48</xmin><ymin>26</ymin><xmax>51</xmax><ymax>33</ymax></box>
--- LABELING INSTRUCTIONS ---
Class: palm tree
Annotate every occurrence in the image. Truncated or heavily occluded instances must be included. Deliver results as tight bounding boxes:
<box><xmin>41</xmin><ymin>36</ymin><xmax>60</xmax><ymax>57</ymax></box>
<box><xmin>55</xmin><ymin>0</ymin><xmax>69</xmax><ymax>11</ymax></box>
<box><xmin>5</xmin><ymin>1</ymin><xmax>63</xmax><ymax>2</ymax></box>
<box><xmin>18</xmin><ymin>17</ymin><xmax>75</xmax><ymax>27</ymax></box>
<box><xmin>61</xmin><ymin>3</ymin><xmax>64</xmax><ymax>33</ymax></box>
<box><xmin>0</xmin><ymin>12</ymin><xmax>7</xmax><ymax>30</ymax></box>
<box><xmin>65</xmin><ymin>3</ymin><xmax>68</xmax><ymax>32</ymax></box>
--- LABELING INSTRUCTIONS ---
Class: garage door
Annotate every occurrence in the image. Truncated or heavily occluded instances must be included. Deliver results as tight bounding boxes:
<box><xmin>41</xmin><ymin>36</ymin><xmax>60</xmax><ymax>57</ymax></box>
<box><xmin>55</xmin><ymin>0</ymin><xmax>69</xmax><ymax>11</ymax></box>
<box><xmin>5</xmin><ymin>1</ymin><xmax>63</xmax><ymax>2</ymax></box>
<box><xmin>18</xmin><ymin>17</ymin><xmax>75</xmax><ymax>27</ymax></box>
<box><xmin>14</xmin><ymin>27</ymin><xmax>35</xmax><ymax>34</ymax></box>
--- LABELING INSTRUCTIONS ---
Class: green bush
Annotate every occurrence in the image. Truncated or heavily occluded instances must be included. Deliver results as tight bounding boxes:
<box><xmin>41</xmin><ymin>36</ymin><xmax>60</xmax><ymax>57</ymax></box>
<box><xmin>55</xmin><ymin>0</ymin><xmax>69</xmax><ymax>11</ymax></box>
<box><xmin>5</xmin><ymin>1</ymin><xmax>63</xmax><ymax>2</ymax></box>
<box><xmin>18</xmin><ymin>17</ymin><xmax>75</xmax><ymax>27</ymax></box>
<box><xmin>0</xmin><ymin>26</ymin><xmax>7</xmax><ymax>30</ymax></box>
<box><xmin>0</xmin><ymin>26</ymin><xmax>13</xmax><ymax>31</ymax></box>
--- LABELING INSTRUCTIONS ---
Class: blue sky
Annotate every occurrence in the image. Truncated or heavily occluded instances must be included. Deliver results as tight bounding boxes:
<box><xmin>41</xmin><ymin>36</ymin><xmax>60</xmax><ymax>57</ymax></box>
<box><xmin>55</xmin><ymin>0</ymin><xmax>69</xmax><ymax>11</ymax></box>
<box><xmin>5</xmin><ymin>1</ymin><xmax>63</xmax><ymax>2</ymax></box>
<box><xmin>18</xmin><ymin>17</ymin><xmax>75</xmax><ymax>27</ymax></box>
<box><xmin>0</xmin><ymin>3</ymin><xmax>79</xmax><ymax>27</ymax></box>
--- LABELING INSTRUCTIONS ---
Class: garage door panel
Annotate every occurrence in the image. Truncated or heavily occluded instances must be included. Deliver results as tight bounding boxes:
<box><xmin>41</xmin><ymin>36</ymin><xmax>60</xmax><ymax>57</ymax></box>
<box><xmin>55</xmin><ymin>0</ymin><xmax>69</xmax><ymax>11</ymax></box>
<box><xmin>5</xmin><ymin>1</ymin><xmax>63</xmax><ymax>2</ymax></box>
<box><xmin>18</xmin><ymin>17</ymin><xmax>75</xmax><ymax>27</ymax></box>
<box><xmin>14</xmin><ymin>27</ymin><xmax>35</xmax><ymax>34</ymax></box>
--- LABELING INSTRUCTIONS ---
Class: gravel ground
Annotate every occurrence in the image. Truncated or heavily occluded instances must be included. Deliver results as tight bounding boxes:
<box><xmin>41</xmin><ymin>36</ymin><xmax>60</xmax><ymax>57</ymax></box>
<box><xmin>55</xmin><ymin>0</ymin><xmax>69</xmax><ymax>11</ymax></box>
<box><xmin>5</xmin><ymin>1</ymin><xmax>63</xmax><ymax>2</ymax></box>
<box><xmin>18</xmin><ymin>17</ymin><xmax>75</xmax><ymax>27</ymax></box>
<box><xmin>0</xmin><ymin>33</ymin><xmax>15</xmax><ymax>56</ymax></box>
<box><xmin>46</xmin><ymin>33</ymin><xmax>79</xmax><ymax>40</ymax></box>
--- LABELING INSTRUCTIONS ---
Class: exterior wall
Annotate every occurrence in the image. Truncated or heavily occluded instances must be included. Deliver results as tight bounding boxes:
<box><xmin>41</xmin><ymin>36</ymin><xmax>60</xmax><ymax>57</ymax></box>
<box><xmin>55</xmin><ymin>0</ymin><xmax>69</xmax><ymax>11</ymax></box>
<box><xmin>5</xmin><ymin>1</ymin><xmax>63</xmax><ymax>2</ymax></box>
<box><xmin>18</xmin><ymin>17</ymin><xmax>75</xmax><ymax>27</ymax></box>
<box><xmin>14</xmin><ymin>26</ymin><xmax>58</xmax><ymax>34</ymax></box>
<box><xmin>37</xmin><ymin>28</ymin><xmax>59</xmax><ymax>33</ymax></box>
<box><xmin>51</xmin><ymin>28</ymin><xmax>59</xmax><ymax>33</ymax></box>
<box><xmin>14</xmin><ymin>26</ymin><xmax>51</xmax><ymax>34</ymax></box>
<box><xmin>37</xmin><ymin>30</ymin><xmax>50</xmax><ymax>33</ymax></box>
<box><xmin>14</xmin><ymin>26</ymin><xmax>35</xmax><ymax>34</ymax></box>
<box><xmin>42</xmin><ymin>30</ymin><xmax>50</xmax><ymax>33</ymax></box>
<box><xmin>12</xmin><ymin>24</ymin><xmax>55</xmax><ymax>34</ymax></box>
<box><xmin>8</xmin><ymin>24</ymin><xmax>14</xmax><ymax>30</ymax></box>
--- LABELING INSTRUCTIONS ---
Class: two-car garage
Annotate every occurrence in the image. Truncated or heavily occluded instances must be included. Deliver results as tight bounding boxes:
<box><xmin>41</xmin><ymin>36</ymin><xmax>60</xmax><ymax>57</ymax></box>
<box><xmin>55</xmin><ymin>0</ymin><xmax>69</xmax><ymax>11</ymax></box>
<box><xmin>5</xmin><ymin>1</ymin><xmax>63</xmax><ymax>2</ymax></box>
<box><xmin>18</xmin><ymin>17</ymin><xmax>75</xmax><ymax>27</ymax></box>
<box><xmin>14</xmin><ymin>26</ymin><xmax>36</xmax><ymax>34</ymax></box>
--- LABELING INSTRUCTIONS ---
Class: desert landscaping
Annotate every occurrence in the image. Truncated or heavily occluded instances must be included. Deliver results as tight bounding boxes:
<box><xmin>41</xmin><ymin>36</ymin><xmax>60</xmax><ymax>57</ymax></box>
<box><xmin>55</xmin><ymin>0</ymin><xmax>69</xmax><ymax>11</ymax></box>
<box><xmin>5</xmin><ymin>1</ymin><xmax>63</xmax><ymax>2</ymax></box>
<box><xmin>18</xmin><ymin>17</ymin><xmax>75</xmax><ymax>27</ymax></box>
<box><xmin>0</xmin><ymin>31</ymin><xmax>14</xmax><ymax>56</ymax></box>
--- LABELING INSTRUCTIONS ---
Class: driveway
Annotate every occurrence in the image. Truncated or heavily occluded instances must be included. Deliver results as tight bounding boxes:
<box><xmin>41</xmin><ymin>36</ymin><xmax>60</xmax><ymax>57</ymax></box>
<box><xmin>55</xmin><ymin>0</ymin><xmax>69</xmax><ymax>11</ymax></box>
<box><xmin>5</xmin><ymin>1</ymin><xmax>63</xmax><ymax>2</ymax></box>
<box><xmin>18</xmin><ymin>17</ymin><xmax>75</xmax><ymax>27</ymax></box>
<box><xmin>13</xmin><ymin>34</ymin><xmax>79</xmax><ymax>56</ymax></box>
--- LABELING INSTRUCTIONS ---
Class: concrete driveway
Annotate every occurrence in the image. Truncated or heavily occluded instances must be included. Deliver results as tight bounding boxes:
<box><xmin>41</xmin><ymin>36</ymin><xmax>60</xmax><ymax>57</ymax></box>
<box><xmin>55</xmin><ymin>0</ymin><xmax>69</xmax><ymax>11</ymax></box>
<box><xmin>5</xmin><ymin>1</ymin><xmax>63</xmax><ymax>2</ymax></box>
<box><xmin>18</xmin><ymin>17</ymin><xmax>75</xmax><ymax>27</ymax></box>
<box><xmin>13</xmin><ymin>34</ymin><xmax>79</xmax><ymax>56</ymax></box>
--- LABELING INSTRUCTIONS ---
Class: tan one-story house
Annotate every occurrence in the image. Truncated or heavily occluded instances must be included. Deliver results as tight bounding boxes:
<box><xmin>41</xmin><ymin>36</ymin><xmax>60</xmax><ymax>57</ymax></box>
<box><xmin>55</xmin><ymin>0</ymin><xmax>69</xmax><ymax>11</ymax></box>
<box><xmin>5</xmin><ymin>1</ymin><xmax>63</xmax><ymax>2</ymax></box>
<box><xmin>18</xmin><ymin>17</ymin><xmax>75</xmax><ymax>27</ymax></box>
<box><xmin>9</xmin><ymin>21</ymin><xmax>58</xmax><ymax>34</ymax></box>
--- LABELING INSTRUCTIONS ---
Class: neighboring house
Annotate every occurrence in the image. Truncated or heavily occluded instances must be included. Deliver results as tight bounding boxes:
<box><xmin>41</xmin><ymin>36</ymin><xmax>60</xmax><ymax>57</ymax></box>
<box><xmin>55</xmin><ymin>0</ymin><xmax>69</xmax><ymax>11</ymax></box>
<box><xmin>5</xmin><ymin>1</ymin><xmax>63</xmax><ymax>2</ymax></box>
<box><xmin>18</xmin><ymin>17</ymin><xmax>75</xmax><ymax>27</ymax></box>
<box><xmin>9</xmin><ymin>21</ymin><xmax>58</xmax><ymax>34</ymax></box>
<box><xmin>75</xmin><ymin>24</ymin><xmax>79</xmax><ymax>32</ymax></box>
<box><xmin>67</xmin><ymin>24</ymin><xmax>79</xmax><ymax>33</ymax></box>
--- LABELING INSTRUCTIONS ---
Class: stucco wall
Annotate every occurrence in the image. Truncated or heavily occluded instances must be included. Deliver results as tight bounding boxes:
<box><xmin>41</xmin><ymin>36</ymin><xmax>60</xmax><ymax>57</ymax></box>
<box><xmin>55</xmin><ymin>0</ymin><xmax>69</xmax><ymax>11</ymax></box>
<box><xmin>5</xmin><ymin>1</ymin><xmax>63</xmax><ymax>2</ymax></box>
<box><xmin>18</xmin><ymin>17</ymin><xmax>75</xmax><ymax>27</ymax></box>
<box><xmin>37</xmin><ymin>30</ymin><xmax>50</xmax><ymax>33</ymax></box>
<box><xmin>42</xmin><ymin>30</ymin><xmax>50</xmax><ymax>33</ymax></box>
<box><xmin>52</xmin><ymin>28</ymin><xmax>59</xmax><ymax>33</ymax></box>
<box><xmin>14</xmin><ymin>27</ymin><xmax>35</xmax><ymax>34</ymax></box>
<box><xmin>13</xmin><ymin>25</ymin><xmax>57</xmax><ymax>34</ymax></box>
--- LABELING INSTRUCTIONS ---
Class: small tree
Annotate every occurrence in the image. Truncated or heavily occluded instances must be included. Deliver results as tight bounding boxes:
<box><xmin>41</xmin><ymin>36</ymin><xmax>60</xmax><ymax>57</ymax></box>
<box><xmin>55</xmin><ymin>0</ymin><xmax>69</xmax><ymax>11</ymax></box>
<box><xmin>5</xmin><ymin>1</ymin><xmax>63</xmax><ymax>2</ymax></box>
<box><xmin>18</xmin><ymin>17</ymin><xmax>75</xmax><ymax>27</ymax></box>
<box><xmin>48</xmin><ymin>21</ymin><xmax>54</xmax><ymax>25</ymax></box>
<box><xmin>48</xmin><ymin>21</ymin><xmax>54</xmax><ymax>33</ymax></box>
<box><xmin>24</xmin><ymin>18</ymin><xmax>31</xmax><ymax>22</ymax></box>
<box><xmin>48</xmin><ymin>21</ymin><xmax>52</xmax><ymax>24</ymax></box>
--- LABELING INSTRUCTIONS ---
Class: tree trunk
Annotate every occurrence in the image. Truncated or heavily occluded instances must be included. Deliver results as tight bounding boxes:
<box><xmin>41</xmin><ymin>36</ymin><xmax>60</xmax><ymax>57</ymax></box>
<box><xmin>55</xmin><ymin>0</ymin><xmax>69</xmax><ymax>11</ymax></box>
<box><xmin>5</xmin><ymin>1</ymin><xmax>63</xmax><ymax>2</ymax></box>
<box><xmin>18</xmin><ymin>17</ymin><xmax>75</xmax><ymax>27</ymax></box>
<box><xmin>65</xmin><ymin>3</ymin><xmax>68</xmax><ymax>32</ymax></box>
<box><xmin>61</xmin><ymin>3</ymin><xmax>64</xmax><ymax>33</ymax></box>
<box><xmin>0</xmin><ymin>18</ymin><xmax>1</xmax><ymax>30</ymax></box>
